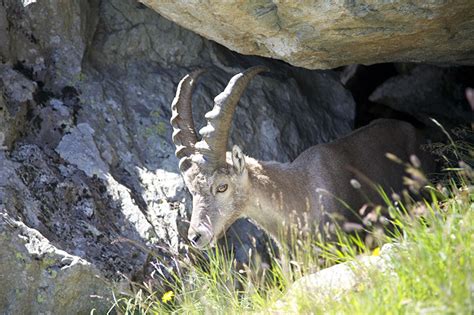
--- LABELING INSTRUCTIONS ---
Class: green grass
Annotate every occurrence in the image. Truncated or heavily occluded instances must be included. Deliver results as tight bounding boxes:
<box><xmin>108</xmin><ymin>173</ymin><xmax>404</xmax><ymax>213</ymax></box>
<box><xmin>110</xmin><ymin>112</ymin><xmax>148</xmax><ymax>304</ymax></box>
<box><xmin>109</xmin><ymin>138</ymin><xmax>474</xmax><ymax>314</ymax></box>
<box><xmin>296</xmin><ymin>179</ymin><xmax>474</xmax><ymax>314</ymax></box>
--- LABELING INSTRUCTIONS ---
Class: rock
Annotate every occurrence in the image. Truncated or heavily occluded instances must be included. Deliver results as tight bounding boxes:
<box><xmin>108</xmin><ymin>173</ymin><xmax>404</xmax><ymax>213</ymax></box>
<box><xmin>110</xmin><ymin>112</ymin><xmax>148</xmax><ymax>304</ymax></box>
<box><xmin>0</xmin><ymin>212</ymin><xmax>113</xmax><ymax>314</ymax></box>
<box><xmin>140</xmin><ymin>1</ymin><xmax>474</xmax><ymax>69</ymax></box>
<box><xmin>4</xmin><ymin>144</ymin><xmax>150</xmax><ymax>279</ymax></box>
<box><xmin>56</xmin><ymin>123</ymin><xmax>110</xmax><ymax>179</ymax></box>
<box><xmin>369</xmin><ymin>65</ymin><xmax>474</xmax><ymax>126</ymax></box>
<box><xmin>1</xmin><ymin>0</ymin><xmax>99</xmax><ymax>90</ymax></box>
<box><xmin>273</xmin><ymin>243</ymin><xmax>398</xmax><ymax>312</ymax></box>
<box><xmin>55</xmin><ymin>123</ymin><xmax>155</xmax><ymax>241</ymax></box>
<box><xmin>0</xmin><ymin>65</ymin><xmax>36</xmax><ymax>149</ymax></box>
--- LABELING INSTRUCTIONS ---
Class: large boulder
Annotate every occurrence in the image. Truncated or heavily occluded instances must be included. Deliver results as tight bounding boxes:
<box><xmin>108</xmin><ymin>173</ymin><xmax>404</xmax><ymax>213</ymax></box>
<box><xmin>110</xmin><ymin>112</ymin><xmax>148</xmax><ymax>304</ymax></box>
<box><xmin>140</xmin><ymin>1</ymin><xmax>474</xmax><ymax>69</ymax></box>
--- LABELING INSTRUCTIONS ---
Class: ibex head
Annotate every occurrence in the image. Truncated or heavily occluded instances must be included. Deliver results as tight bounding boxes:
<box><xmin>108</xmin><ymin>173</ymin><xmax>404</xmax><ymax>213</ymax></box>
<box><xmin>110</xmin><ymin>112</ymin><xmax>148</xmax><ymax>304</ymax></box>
<box><xmin>170</xmin><ymin>66</ymin><xmax>268</xmax><ymax>249</ymax></box>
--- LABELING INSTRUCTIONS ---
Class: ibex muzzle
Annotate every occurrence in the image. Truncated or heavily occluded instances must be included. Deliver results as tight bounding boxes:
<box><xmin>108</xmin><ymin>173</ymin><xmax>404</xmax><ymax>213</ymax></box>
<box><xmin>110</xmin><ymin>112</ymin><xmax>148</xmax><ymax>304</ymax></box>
<box><xmin>171</xmin><ymin>67</ymin><xmax>431</xmax><ymax>249</ymax></box>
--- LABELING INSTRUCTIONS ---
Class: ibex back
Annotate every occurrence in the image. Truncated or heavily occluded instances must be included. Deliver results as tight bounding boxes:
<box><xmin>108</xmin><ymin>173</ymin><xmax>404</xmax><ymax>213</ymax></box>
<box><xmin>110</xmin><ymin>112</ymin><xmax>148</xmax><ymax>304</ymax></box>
<box><xmin>170</xmin><ymin>66</ymin><xmax>430</xmax><ymax>249</ymax></box>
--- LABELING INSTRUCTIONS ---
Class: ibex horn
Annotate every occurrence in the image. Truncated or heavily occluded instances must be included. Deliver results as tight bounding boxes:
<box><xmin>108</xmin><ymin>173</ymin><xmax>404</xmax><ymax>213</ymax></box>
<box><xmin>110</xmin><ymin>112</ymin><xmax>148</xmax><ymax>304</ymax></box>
<box><xmin>170</xmin><ymin>69</ymin><xmax>205</xmax><ymax>171</ymax></box>
<box><xmin>196</xmin><ymin>66</ymin><xmax>269</xmax><ymax>167</ymax></box>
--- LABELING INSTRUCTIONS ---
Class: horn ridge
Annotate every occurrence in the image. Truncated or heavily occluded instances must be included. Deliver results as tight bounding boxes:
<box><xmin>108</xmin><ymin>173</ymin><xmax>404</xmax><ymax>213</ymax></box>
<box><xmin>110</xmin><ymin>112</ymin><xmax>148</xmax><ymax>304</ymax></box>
<box><xmin>170</xmin><ymin>69</ymin><xmax>206</xmax><ymax>171</ymax></box>
<box><xmin>196</xmin><ymin>66</ymin><xmax>269</xmax><ymax>167</ymax></box>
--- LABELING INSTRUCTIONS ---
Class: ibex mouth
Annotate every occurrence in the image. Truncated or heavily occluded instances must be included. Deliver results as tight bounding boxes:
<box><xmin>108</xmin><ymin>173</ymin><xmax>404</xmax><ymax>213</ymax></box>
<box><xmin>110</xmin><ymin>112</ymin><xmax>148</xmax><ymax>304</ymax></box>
<box><xmin>192</xmin><ymin>237</ymin><xmax>214</xmax><ymax>249</ymax></box>
<box><xmin>188</xmin><ymin>226</ymin><xmax>214</xmax><ymax>249</ymax></box>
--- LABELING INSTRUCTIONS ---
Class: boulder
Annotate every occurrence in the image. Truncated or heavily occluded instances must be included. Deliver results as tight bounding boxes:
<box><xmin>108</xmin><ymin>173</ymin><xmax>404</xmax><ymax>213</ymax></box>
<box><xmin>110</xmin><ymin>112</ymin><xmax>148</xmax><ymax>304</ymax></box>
<box><xmin>273</xmin><ymin>243</ymin><xmax>399</xmax><ymax>313</ymax></box>
<box><xmin>0</xmin><ymin>212</ymin><xmax>113</xmax><ymax>314</ymax></box>
<box><xmin>140</xmin><ymin>1</ymin><xmax>474</xmax><ymax>69</ymax></box>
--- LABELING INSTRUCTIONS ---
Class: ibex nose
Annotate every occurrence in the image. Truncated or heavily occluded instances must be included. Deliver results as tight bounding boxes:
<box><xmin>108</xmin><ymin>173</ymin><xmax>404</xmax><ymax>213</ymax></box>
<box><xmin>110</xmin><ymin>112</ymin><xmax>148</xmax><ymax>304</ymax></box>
<box><xmin>189</xmin><ymin>231</ymin><xmax>202</xmax><ymax>245</ymax></box>
<box><xmin>188</xmin><ymin>226</ymin><xmax>212</xmax><ymax>249</ymax></box>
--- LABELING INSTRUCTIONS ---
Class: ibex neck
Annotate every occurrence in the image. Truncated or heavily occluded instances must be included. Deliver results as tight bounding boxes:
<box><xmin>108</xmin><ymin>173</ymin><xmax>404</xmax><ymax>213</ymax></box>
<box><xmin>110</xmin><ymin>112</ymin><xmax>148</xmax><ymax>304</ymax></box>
<box><xmin>244</xmin><ymin>158</ymin><xmax>312</xmax><ymax>244</ymax></box>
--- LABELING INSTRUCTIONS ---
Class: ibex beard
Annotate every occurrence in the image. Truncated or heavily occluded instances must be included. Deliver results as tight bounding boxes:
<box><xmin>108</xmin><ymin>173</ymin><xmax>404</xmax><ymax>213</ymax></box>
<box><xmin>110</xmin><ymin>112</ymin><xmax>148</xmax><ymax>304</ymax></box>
<box><xmin>170</xmin><ymin>66</ymin><xmax>432</xmax><ymax>250</ymax></box>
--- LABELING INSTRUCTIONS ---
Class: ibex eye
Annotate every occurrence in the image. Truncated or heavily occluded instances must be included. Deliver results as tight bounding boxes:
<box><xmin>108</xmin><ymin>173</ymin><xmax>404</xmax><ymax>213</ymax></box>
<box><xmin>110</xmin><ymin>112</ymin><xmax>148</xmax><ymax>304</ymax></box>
<box><xmin>217</xmin><ymin>184</ymin><xmax>228</xmax><ymax>193</ymax></box>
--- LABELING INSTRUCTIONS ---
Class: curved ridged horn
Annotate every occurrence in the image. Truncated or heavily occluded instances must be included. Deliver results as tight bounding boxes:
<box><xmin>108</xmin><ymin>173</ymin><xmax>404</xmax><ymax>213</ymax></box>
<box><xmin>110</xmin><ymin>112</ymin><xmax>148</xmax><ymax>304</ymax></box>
<box><xmin>195</xmin><ymin>66</ymin><xmax>269</xmax><ymax>168</ymax></box>
<box><xmin>170</xmin><ymin>69</ymin><xmax>205</xmax><ymax>171</ymax></box>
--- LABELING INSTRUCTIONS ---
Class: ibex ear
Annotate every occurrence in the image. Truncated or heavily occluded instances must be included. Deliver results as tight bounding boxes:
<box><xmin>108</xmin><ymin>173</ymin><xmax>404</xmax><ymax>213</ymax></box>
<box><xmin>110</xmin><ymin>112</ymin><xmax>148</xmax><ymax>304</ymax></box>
<box><xmin>232</xmin><ymin>145</ymin><xmax>246</xmax><ymax>174</ymax></box>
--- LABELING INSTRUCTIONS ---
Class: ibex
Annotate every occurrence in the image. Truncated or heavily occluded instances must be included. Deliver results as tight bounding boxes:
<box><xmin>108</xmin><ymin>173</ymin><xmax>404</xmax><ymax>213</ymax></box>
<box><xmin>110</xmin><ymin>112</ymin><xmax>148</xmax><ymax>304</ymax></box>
<box><xmin>171</xmin><ymin>66</ymin><xmax>430</xmax><ymax>249</ymax></box>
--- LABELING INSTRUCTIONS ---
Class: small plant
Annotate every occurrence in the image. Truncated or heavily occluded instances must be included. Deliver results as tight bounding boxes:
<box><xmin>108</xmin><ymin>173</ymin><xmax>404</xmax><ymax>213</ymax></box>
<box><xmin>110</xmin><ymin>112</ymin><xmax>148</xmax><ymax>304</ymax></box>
<box><xmin>145</xmin><ymin>110</ymin><xmax>169</xmax><ymax>138</ymax></box>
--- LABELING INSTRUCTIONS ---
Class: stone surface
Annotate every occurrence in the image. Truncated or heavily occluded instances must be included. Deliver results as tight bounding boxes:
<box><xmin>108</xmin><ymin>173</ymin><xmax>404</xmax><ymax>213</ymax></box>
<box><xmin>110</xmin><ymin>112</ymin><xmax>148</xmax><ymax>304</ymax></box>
<box><xmin>140</xmin><ymin>1</ymin><xmax>474</xmax><ymax>69</ymax></box>
<box><xmin>273</xmin><ymin>243</ymin><xmax>399</xmax><ymax>313</ymax></box>
<box><xmin>0</xmin><ymin>212</ymin><xmax>113</xmax><ymax>314</ymax></box>
<box><xmin>369</xmin><ymin>64</ymin><xmax>474</xmax><ymax>126</ymax></box>
<box><xmin>0</xmin><ymin>65</ymin><xmax>35</xmax><ymax>149</ymax></box>
<box><xmin>0</xmin><ymin>0</ymin><xmax>99</xmax><ymax>91</ymax></box>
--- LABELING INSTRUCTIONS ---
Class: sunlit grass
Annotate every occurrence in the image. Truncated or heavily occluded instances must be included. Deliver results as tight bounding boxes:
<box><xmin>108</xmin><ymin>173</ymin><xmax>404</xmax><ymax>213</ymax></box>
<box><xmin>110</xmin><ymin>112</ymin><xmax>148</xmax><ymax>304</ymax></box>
<box><xmin>293</xmin><ymin>178</ymin><xmax>474</xmax><ymax>314</ymax></box>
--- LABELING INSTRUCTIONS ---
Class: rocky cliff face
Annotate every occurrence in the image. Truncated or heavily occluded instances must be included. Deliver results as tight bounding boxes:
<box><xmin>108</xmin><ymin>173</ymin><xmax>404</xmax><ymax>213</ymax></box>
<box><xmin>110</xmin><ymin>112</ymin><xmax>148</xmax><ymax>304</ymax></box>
<box><xmin>141</xmin><ymin>1</ymin><xmax>474</xmax><ymax>69</ymax></box>
<box><xmin>0</xmin><ymin>0</ymin><xmax>355</xmax><ymax>312</ymax></box>
<box><xmin>0</xmin><ymin>0</ymin><xmax>472</xmax><ymax>313</ymax></box>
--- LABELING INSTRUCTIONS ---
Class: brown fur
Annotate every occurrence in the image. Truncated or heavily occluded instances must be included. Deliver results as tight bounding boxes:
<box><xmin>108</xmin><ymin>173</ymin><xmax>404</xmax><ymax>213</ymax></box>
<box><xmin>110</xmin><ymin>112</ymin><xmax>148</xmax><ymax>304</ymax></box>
<box><xmin>185</xmin><ymin>119</ymin><xmax>432</xmax><ymax>248</ymax></box>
